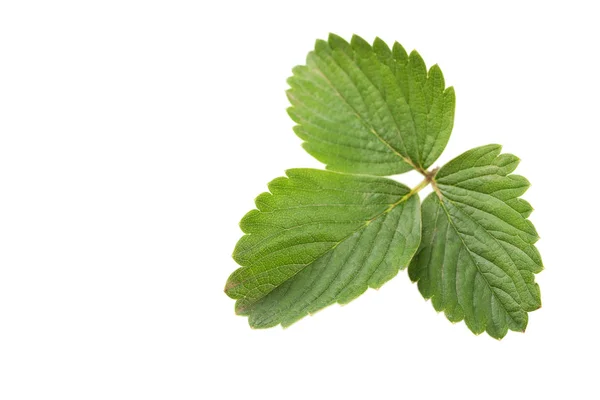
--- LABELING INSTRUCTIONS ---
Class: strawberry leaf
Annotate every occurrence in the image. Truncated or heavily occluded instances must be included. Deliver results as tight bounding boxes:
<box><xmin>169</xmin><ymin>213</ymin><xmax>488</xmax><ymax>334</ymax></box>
<box><xmin>287</xmin><ymin>34</ymin><xmax>455</xmax><ymax>176</ymax></box>
<box><xmin>226</xmin><ymin>169</ymin><xmax>421</xmax><ymax>328</ymax></box>
<box><xmin>408</xmin><ymin>145</ymin><xmax>543</xmax><ymax>339</ymax></box>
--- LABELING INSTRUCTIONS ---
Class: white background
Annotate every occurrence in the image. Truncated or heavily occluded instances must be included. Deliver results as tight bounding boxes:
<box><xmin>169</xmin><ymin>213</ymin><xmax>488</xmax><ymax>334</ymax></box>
<box><xmin>1</xmin><ymin>1</ymin><xmax>598</xmax><ymax>399</ymax></box>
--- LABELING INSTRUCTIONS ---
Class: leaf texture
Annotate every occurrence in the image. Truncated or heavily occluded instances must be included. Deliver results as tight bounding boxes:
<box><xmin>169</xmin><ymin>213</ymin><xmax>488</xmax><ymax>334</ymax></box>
<box><xmin>225</xmin><ymin>169</ymin><xmax>421</xmax><ymax>328</ymax></box>
<box><xmin>287</xmin><ymin>34</ymin><xmax>455</xmax><ymax>176</ymax></box>
<box><xmin>408</xmin><ymin>145</ymin><xmax>543</xmax><ymax>338</ymax></box>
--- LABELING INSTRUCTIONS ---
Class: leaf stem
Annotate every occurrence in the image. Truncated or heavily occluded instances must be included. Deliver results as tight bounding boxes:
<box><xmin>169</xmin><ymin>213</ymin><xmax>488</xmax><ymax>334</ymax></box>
<box><xmin>408</xmin><ymin>176</ymin><xmax>431</xmax><ymax>197</ymax></box>
<box><xmin>390</xmin><ymin>167</ymin><xmax>440</xmax><ymax>209</ymax></box>
<box><xmin>415</xmin><ymin>166</ymin><xmax>428</xmax><ymax>176</ymax></box>
<box><xmin>408</xmin><ymin>166</ymin><xmax>439</xmax><ymax>197</ymax></box>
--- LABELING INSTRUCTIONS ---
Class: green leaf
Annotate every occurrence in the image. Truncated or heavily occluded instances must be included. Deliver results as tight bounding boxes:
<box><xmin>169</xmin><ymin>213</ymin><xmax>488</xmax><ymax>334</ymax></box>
<box><xmin>408</xmin><ymin>145</ymin><xmax>543</xmax><ymax>339</ymax></box>
<box><xmin>225</xmin><ymin>169</ymin><xmax>421</xmax><ymax>328</ymax></box>
<box><xmin>287</xmin><ymin>34</ymin><xmax>455</xmax><ymax>176</ymax></box>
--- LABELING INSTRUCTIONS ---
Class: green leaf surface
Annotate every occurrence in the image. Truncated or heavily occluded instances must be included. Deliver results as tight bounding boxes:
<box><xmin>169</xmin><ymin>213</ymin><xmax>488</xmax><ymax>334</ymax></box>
<box><xmin>287</xmin><ymin>34</ymin><xmax>455</xmax><ymax>176</ymax></box>
<box><xmin>408</xmin><ymin>145</ymin><xmax>543</xmax><ymax>338</ymax></box>
<box><xmin>226</xmin><ymin>169</ymin><xmax>421</xmax><ymax>328</ymax></box>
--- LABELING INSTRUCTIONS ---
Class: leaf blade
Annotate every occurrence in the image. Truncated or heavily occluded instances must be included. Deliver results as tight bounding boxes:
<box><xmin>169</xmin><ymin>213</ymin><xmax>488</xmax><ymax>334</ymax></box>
<box><xmin>287</xmin><ymin>35</ymin><xmax>455</xmax><ymax>175</ymax></box>
<box><xmin>409</xmin><ymin>145</ymin><xmax>542</xmax><ymax>339</ymax></box>
<box><xmin>226</xmin><ymin>169</ymin><xmax>421</xmax><ymax>327</ymax></box>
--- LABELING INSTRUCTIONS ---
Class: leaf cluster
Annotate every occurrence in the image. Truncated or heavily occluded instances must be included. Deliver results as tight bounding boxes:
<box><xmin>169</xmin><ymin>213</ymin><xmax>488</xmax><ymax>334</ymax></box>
<box><xmin>224</xmin><ymin>34</ymin><xmax>542</xmax><ymax>339</ymax></box>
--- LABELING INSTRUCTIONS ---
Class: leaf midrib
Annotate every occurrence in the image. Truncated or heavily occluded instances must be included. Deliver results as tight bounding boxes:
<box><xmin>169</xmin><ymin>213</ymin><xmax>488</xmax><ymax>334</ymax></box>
<box><xmin>440</xmin><ymin>191</ymin><xmax>538</xmax><ymax>311</ymax></box>
<box><xmin>310</xmin><ymin>51</ymin><xmax>419</xmax><ymax>171</ymax></box>
<box><xmin>233</xmin><ymin>192</ymin><xmax>415</xmax><ymax>311</ymax></box>
<box><xmin>435</xmin><ymin>195</ymin><xmax>523</xmax><ymax>327</ymax></box>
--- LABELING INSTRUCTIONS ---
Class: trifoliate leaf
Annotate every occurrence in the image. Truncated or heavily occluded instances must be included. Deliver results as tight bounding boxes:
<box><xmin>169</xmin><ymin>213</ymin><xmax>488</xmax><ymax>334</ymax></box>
<box><xmin>287</xmin><ymin>34</ymin><xmax>455</xmax><ymax>176</ymax></box>
<box><xmin>225</xmin><ymin>169</ymin><xmax>421</xmax><ymax>328</ymax></box>
<box><xmin>408</xmin><ymin>145</ymin><xmax>542</xmax><ymax>339</ymax></box>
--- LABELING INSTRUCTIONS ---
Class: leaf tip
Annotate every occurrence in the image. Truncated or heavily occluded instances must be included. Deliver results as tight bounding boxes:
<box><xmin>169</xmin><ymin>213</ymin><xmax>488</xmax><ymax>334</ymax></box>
<box><xmin>328</xmin><ymin>33</ymin><xmax>354</xmax><ymax>57</ymax></box>
<box><xmin>224</xmin><ymin>279</ymin><xmax>238</xmax><ymax>295</ymax></box>
<box><xmin>285</xmin><ymin>88</ymin><xmax>296</xmax><ymax>104</ymax></box>
<box><xmin>408</xmin><ymin>49</ymin><xmax>426</xmax><ymax>69</ymax></box>
<box><xmin>235</xmin><ymin>301</ymin><xmax>251</xmax><ymax>316</ymax></box>
<box><xmin>485</xmin><ymin>327</ymin><xmax>507</xmax><ymax>340</ymax></box>
<box><xmin>373</xmin><ymin>36</ymin><xmax>385</xmax><ymax>46</ymax></box>
<box><xmin>444</xmin><ymin>86</ymin><xmax>456</xmax><ymax>103</ymax></box>
<box><xmin>314</xmin><ymin>38</ymin><xmax>330</xmax><ymax>53</ymax></box>
<box><xmin>350</xmin><ymin>34</ymin><xmax>372</xmax><ymax>56</ymax></box>
<box><xmin>327</xmin><ymin>32</ymin><xmax>343</xmax><ymax>41</ymax></box>
<box><xmin>350</xmin><ymin>33</ymin><xmax>367</xmax><ymax>43</ymax></box>
<box><xmin>392</xmin><ymin>41</ymin><xmax>408</xmax><ymax>61</ymax></box>
<box><xmin>328</xmin><ymin>32</ymin><xmax>348</xmax><ymax>46</ymax></box>
<box><xmin>286</xmin><ymin>102</ymin><xmax>296</xmax><ymax>114</ymax></box>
